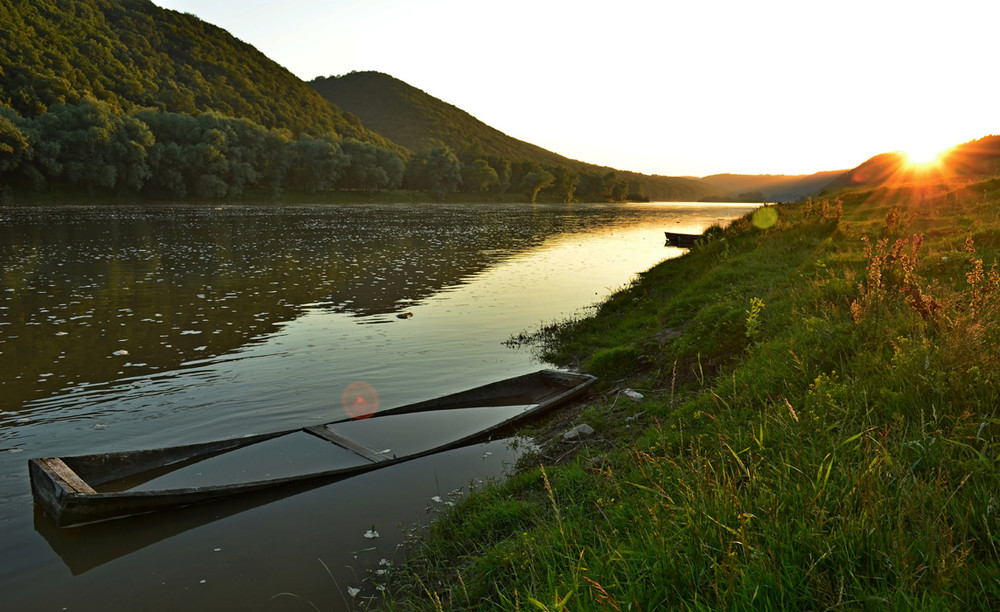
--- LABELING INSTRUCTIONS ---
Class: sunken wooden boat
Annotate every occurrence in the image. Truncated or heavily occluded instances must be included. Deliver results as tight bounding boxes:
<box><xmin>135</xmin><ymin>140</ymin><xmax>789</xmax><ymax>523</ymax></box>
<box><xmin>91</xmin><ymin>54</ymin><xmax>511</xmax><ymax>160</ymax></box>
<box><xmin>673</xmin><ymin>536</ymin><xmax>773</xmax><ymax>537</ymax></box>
<box><xmin>664</xmin><ymin>231</ymin><xmax>701</xmax><ymax>248</ymax></box>
<box><xmin>30</xmin><ymin>369</ymin><xmax>596</xmax><ymax>528</ymax></box>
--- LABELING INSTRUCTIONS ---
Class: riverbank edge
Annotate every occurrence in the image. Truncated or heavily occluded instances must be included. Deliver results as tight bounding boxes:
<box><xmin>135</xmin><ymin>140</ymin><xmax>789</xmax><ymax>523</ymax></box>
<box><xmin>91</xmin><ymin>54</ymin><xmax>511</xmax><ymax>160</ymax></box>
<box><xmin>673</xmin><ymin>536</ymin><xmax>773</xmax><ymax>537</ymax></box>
<box><xmin>1</xmin><ymin>186</ymin><xmax>707</xmax><ymax>207</ymax></box>
<box><xmin>381</xmin><ymin>180</ymin><xmax>1000</xmax><ymax>610</ymax></box>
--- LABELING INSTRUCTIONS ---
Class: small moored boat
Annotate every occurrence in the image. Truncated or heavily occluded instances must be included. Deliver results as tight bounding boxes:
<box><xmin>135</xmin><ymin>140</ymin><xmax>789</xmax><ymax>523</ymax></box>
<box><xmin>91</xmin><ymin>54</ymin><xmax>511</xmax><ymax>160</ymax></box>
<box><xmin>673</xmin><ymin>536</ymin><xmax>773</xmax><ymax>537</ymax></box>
<box><xmin>30</xmin><ymin>370</ymin><xmax>596</xmax><ymax>528</ymax></box>
<box><xmin>663</xmin><ymin>231</ymin><xmax>701</xmax><ymax>248</ymax></box>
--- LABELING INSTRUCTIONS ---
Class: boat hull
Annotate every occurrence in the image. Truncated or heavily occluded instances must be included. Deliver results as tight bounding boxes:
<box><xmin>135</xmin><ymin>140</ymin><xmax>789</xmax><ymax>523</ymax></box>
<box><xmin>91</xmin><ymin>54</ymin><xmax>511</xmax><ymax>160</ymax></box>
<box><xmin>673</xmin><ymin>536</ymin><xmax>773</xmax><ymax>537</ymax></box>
<box><xmin>30</xmin><ymin>370</ymin><xmax>596</xmax><ymax>527</ymax></box>
<box><xmin>664</xmin><ymin>231</ymin><xmax>700</xmax><ymax>248</ymax></box>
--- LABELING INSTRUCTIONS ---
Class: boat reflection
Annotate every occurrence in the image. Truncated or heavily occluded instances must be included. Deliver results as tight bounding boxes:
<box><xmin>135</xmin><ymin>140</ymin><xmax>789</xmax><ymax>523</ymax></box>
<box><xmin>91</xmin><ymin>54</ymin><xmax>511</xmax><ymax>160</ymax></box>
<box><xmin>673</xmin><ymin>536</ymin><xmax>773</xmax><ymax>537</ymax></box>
<box><xmin>34</xmin><ymin>434</ymin><xmax>534</xmax><ymax>577</ymax></box>
<box><xmin>33</xmin><ymin>472</ymin><xmax>345</xmax><ymax>576</ymax></box>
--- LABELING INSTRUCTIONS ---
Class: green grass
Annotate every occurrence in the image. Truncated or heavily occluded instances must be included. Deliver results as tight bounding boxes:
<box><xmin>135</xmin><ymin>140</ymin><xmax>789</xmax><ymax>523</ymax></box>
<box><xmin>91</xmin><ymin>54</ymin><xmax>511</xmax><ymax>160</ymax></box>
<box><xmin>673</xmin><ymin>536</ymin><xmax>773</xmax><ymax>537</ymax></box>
<box><xmin>384</xmin><ymin>181</ymin><xmax>1000</xmax><ymax>611</ymax></box>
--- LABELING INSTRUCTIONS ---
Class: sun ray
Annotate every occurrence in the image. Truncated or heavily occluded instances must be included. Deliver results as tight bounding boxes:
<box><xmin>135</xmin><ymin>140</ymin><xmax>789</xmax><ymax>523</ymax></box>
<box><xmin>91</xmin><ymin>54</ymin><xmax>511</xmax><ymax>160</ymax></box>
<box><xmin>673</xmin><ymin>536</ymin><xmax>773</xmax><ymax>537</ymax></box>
<box><xmin>899</xmin><ymin>139</ymin><xmax>955</xmax><ymax>171</ymax></box>
<box><xmin>902</xmin><ymin>146</ymin><xmax>944</xmax><ymax>166</ymax></box>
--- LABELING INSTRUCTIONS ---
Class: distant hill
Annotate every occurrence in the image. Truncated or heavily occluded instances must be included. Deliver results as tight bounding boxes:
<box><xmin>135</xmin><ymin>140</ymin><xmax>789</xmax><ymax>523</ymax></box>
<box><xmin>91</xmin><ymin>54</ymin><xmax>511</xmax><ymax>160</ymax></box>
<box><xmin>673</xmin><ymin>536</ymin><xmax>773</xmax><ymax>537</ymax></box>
<box><xmin>944</xmin><ymin>134</ymin><xmax>1000</xmax><ymax>176</ymax></box>
<box><xmin>700</xmin><ymin>170</ymin><xmax>846</xmax><ymax>202</ymax></box>
<box><xmin>310</xmin><ymin>71</ymin><xmax>574</xmax><ymax>165</ymax></box>
<box><xmin>310</xmin><ymin>71</ymin><xmax>723</xmax><ymax>202</ymax></box>
<box><xmin>825</xmin><ymin>152</ymin><xmax>909</xmax><ymax>189</ymax></box>
<box><xmin>1</xmin><ymin>0</ymin><xmax>825</xmax><ymax>203</ymax></box>
<box><xmin>0</xmin><ymin>0</ymin><xmax>397</xmax><ymax>150</ymax></box>
<box><xmin>826</xmin><ymin>135</ymin><xmax>1000</xmax><ymax>190</ymax></box>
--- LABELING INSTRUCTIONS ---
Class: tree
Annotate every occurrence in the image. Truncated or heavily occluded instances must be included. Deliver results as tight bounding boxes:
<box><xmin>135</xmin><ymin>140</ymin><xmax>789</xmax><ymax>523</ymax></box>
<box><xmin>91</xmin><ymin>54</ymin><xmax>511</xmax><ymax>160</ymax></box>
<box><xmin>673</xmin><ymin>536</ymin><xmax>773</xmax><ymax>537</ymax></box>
<box><xmin>544</xmin><ymin>165</ymin><xmax>579</xmax><ymax>203</ymax></box>
<box><xmin>35</xmin><ymin>97</ymin><xmax>153</xmax><ymax>192</ymax></box>
<box><xmin>462</xmin><ymin>158</ymin><xmax>500</xmax><ymax>193</ymax></box>
<box><xmin>373</xmin><ymin>145</ymin><xmax>405</xmax><ymax>190</ymax></box>
<box><xmin>0</xmin><ymin>106</ymin><xmax>31</xmax><ymax>175</ymax></box>
<box><xmin>339</xmin><ymin>140</ymin><xmax>403</xmax><ymax>191</ymax></box>
<box><xmin>138</xmin><ymin>110</ymin><xmax>203</xmax><ymax>198</ymax></box>
<box><xmin>403</xmin><ymin>153</ymin><xmax>429</xmax><ymax>191</ymax></box>
<box><xmin>605</xmin><ymin>172</ymin><xmax>631</xmax><ymax>202</ymax></box>
<box><xmin>145</xmin><ymin>141</ymin><xmax>189</xmax><ymax>198</ymax></box>
<box><xmin>112</xmin><ymin>112</ymin><xmax>156</xmax><ymax>192</ymax></box>
<box><xmin>194</xmin><ymin>173</ymin><xmax>228</xmax><ymax>199</ymax></box>
<box><xmin>138</xmin><ymin>109</ymin><xmax>296</xmax><ymax>199</ymax></box>
<box><xmin>522</xmin><ymin>170</ymin><xmax>555</xmax><ymax>203</ymax></box>
<box><xmin>286</xmin><ymin>134</ymin><xmax>347</xmax><ymax>193</ymax></box>
<box><xmin>485</xmin><ymin>156</ymin><xmax>512</xmax><ymax>193</ymax></box>
<box><xmin>256</xmin><ymin>126</ymin><xmax>294</xmax><ymax>198</ymax></box>
<box><xmin>577</xmin><ymin>170</ymin><xmax>605</xmax><ymax>200</ymax></box>
<box><xmin>425</xmin><ymin>146</ymin><xmax>462</xmax><ymax>198</ymax></box>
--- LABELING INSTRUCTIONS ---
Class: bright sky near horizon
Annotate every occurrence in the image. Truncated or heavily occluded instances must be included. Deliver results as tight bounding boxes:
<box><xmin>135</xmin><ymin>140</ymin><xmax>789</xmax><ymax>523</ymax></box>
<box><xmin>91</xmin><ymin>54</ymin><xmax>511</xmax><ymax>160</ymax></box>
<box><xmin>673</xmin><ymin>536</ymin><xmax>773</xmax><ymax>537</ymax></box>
<box><xmin>152</xmin><ymin>0</ymin><xmax>998</xmax><ymax>177</ymax></box>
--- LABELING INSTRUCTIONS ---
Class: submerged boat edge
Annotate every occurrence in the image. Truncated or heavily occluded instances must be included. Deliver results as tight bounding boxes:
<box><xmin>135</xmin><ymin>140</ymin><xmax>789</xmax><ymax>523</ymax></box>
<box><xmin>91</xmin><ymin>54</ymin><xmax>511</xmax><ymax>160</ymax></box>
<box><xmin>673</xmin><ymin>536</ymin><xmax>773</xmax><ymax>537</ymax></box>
<box><xmin>29</xmin><ymin>369</ymin><xmax>597</xmax><ymax>528</ymax></box>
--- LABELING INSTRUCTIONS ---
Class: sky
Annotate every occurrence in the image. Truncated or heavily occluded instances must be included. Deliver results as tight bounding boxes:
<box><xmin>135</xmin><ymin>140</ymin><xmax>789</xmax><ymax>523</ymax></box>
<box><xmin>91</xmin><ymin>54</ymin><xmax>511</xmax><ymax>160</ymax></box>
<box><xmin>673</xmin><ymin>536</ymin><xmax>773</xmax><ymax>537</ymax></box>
<box><xmin>152</xmin><ymin>0</ymin><xmax>999</xmax><ymax>177</ymax></box>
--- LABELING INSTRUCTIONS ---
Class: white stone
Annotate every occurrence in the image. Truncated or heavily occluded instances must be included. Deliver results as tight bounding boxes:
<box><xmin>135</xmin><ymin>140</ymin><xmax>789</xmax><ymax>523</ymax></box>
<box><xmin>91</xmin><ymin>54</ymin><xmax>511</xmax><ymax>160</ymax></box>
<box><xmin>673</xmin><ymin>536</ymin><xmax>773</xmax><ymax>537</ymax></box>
<box><xmin>562</xmin><ymin>424</ymin><xmax>595</xmax><ymax>441</ymax></box>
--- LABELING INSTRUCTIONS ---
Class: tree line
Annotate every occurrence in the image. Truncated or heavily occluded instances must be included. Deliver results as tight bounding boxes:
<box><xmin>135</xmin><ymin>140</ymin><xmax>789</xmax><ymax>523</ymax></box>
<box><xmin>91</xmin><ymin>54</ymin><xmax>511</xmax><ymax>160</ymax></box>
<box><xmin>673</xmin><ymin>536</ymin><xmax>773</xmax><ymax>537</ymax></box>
<box><xmin>0</xmin><ymin>97</ymin><xmax>636</xmax><ymax>202</ymax></box>
<box><xmin>0</xmin><ymin>97</ymin><xmax>402</xmax><ymax>198</ymax></box>
<box><xmin>404</xmin><ymin>144</ymin><xmax>635</xmax><ymax>202</ymax></box>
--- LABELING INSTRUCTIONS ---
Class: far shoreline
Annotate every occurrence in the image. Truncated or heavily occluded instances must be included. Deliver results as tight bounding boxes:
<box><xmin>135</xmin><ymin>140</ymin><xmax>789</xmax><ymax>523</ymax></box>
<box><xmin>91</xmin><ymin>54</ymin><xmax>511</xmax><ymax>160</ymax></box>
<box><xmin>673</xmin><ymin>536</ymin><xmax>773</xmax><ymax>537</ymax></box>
<box><xmin>0</xmin><ymin>186</ymin><xmax>762</xmax><ymax>207</ymax></box>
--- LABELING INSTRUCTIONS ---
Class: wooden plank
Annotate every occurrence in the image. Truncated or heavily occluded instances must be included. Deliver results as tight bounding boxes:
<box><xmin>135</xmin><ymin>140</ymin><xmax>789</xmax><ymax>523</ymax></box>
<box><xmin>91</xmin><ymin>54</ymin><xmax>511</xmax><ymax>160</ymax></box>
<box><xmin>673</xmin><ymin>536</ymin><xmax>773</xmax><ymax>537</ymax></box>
<box><xmin>304</xmin><ymin>426</ymin><xmax>390</xmax><ymax>463</ymax></box>
<box><xmin>40</xmin><ymin>458</ymin><xmax>97</xmax><ymax>494</ymax></box>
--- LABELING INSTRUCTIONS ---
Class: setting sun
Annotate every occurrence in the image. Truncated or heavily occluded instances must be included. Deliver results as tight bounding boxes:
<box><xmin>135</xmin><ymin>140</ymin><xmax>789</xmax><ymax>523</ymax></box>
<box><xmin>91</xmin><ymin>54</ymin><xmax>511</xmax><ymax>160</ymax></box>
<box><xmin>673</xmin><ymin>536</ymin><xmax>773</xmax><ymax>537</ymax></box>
<box><xmin>901</xmin><ymin>143</ymin><xmax>949</xmax><ymax>168</ymax></box>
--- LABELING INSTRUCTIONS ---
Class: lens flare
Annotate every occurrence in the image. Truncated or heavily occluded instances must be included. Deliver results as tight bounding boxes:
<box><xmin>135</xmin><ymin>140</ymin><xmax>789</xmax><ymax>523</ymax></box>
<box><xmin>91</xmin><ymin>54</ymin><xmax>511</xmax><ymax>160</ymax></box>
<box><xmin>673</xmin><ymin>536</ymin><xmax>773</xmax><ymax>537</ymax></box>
<box><xmin>752</xmin><ymin>207</ymin><xmax>778</xmax><ymax>229</ymax></box>
<box><xmin>342</xmin><ymin>381</ymin><xmax>379</xmax><ymax>420</ymax></box>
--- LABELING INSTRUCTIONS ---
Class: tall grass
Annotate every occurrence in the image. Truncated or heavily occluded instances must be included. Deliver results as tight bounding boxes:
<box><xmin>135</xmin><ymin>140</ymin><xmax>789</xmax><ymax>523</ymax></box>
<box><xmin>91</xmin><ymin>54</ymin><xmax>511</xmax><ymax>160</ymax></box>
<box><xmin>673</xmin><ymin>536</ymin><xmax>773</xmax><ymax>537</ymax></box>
<box><xmin>386</xmin><ymin>180</ymin><xmax>1000</xmax><ymax>610</ymax></box>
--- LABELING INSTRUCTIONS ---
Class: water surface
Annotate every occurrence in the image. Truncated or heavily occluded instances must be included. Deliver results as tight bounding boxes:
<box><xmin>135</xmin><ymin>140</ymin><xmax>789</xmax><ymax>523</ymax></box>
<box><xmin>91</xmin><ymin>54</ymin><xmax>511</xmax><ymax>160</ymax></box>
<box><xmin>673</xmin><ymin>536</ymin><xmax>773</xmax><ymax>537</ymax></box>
<box><xmin>0</xmin><ymin>201</ymin><xmax>756</xmax><ymax>610</ymax></box>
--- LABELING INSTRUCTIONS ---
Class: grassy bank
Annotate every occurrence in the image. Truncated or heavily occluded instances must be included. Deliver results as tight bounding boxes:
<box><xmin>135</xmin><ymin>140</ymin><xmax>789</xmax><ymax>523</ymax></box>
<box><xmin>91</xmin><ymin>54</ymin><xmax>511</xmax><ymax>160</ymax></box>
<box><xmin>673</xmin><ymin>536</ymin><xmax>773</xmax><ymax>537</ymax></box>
<box><xmin>383</xmin><ymin>179</ymin><xmax>1000</xmax><ymax>610</ymax></box>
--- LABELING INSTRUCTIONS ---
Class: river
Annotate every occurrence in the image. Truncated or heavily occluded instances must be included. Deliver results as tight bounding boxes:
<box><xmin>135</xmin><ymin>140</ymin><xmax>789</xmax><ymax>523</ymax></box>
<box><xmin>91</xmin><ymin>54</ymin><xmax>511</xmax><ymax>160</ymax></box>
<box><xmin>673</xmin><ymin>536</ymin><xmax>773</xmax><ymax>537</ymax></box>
<box><xmin>0</xmin><ymin>201</ymin><xmax>756</xmax><ymax>610</ymax></box>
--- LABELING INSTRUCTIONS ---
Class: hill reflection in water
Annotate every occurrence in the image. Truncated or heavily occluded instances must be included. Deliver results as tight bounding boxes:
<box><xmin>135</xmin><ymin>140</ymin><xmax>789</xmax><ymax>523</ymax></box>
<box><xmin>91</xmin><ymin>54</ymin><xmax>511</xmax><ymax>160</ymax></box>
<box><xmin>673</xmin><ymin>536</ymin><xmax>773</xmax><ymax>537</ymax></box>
<box><xmin>0</xmin><ymin>202</ymin><xmax>754</xmax><ymax>419</ymax></box>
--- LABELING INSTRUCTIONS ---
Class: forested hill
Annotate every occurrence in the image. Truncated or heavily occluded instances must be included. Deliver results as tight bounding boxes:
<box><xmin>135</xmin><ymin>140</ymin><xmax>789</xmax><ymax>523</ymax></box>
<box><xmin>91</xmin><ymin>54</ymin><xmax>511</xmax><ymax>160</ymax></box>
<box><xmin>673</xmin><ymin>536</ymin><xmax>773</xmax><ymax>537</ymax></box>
<box><xmin>0</xmin><ymin>0</ymin><xmax>394</xmax><ymax>148</ymax></box>
<box><xmin>310</xmin><ymin>71</ymin><xmax>580</xmax><ymax>168</ymax></box>
<box><xmin>699</xmin><ymin>170</ymin><xmax>845</xmax><ymax>202</ymax></box>
<box><xmin>827</xmin><ymin>135</ymin><xmax>1000</xmax><ymax>189</ymax></box>
<box><xmin>0</xmin><ymin>0</ymin><xmax>721</xmax><ymax>202</ymax></box>
<box><xmin>310</xmin><ymin>71</ymin><xmax>722</xmax><ymax>202</ymax></box>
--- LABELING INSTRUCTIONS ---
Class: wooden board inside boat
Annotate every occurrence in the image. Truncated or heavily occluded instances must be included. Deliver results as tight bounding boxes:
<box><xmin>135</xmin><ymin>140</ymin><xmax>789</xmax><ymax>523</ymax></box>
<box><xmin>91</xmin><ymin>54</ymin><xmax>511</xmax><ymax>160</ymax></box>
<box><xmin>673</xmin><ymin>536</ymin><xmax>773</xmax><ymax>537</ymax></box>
<box><xmin>99</xmin><ymin>432</ymin><xmax>371</xmax><ymax>492</ymax></box>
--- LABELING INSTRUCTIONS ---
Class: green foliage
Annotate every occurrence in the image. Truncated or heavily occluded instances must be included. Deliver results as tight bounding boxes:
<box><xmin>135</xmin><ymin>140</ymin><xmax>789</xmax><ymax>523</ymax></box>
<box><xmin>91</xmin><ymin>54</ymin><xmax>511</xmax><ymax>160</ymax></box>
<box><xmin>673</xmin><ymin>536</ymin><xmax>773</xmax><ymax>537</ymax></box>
<box><xmin>388</xmin><ymin>181</ymin><xmax>1000</xmax><ymax>610</ymax></box>
<box><xmin>577</xmin><ymin>170</ymin><xmax>632</xmax><ymax>202</ymax></box>
<box><xmin>423</xmin><ymin>146</ymin><xmax>463</xmax><ymax>198</ymax></box>
<box><xmin>0</xmin><ymin>106</ymin><xmax>30</xmax><ymax>172</ymax></box>
<box><xmin>585</xmin><ymin>345</ymin><xmax>641</xmax><ymax>381</ymax></box>
<box><xmin>544</xmin><ymin>165</ymin><xmax>578</xmax><ymax>203</ymax></box>
<box><xmin>0</xmin><ymin>98</ymin><xmax>405</xmax><ymax>198</ymax></box>
<box><xmin>339</xmin><ymin>139</ymin><xmax>404</xmax><ymax>192</ymax></box>
<box><xmin>745</xmin><ymin>296</ymin><xmax>765</xmax><ymax>339</ymax></box>
<box><xmin>5</xmin><ymin>96</ymin><xmax>155</xmax><ymax>192</ymax></box>
<box><xmin>521</xmin><ymin>170</ymin><xmax>555</xmax><ymax>204</ymax></box>
<box><xmin>462</xmin><ymin>158</ymin><xmax>501</xmax><ymax>193</ymax></box>
<box><xmin>285</xmin><ymin>135</ymin><xmax>347</xmax><ymax>194</ymax></box>
<box><xmin>0</xmin><ymin>0</ymin><xmax>414</xmax><ymax>198</ymax></box>
<box><xmin>0</xmin><ymin>1</ymin><xmax>727</xmax><ymax>202</ymax></box>
<box><xmin>0</xmin><ymin>0</ymin><xmax>396</xmax><ymax>151</ymax></box>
